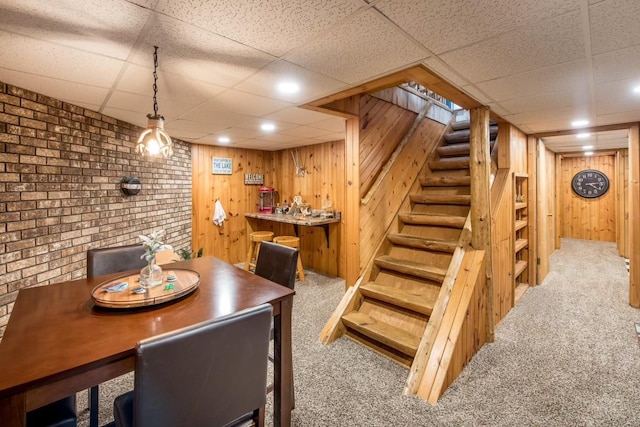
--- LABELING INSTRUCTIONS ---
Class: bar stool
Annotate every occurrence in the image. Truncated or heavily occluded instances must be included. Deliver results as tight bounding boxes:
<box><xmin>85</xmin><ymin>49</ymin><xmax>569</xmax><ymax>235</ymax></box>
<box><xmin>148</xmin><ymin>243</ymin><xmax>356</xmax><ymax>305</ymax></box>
<box><xmin>245</xmin><ymin>231</ymin><xmax>274</xmax><ymax>271</ymax></box>
<box><xmin>272</xmin><ymin>236</ymin><xmax>305</xmax><ymax>281</ymax></box>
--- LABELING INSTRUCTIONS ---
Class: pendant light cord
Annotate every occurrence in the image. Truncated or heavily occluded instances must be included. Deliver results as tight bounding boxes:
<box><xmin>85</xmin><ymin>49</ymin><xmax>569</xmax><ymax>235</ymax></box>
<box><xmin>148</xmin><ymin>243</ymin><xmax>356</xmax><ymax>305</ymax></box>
<box><xmin>152</xmin><ymin>45</ymin><xmax>159</xmax><ymax>117</ymax></box>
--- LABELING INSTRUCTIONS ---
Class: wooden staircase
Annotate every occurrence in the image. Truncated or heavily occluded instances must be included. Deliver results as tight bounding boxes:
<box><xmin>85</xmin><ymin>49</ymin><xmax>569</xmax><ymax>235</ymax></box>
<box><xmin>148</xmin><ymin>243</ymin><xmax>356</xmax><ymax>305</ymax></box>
<box><xmin>321</xmin><ymin>113</ymin><xmax>495</xmax><ymax>400</ymax></box>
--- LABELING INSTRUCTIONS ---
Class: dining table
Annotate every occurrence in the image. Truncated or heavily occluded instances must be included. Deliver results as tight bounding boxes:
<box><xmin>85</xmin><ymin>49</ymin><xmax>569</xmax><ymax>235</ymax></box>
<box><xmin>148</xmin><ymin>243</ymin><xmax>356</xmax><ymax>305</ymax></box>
<box><xmin>0</xmin><ymin>256</ymin><xmax>295</xmax><ymax>427</ymax></box>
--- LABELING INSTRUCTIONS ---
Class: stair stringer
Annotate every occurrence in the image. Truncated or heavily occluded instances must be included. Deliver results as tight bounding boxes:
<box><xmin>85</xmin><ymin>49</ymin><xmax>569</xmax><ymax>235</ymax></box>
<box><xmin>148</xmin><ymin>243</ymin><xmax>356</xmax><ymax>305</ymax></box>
<box><xmin>403</xmin><ymin>214</ymin><xmax>472</xmax><ymax>396</ymax></box>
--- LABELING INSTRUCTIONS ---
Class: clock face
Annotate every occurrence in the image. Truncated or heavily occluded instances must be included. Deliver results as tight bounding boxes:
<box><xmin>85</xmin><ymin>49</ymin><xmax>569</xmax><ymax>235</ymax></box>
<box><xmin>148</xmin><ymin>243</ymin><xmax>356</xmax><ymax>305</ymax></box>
<box><xmin>571</xmin><ymin>169</ymin><xmax>609</xmax><ymax>198</ymax></box>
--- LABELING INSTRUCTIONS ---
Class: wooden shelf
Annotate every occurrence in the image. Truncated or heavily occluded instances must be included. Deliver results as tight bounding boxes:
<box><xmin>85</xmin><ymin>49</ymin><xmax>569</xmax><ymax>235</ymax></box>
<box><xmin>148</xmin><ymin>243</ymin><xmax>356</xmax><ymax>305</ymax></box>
<box><xmin>515</xmin><ymin>220</ymin><xmax>527</xmax><ymax>231</ymax></box>
<box><xmin>514</xmin><ymin>283</ymin><xmax>529</xmax><ymax>304</ymax></box>
<box><xmin>514</xmin><ymin>260</ymin><xmax>528</xmax><ymax>278</ymax></box>
<box><xmin>515</xmin><ymin>238</ymin><xmax>528</xmax><ymax>252</ymax></box>
<box><xmin>515</xmin><ymin>202</ymin><xmax>527</xmax><ymax>210</ymax></box>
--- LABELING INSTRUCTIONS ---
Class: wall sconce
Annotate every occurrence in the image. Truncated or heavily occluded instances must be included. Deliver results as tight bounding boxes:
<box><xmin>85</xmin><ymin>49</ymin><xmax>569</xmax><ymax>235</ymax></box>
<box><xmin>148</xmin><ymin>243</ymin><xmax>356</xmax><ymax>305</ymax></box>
<box><xmin>136</xmin><ymin>46</ymin><xmax>173</xmax><ymax>158</ymax></box>
<box><xmin>121</xmin><ymin>176</ymin><xmax>141</xmax><ymax>196</ymax></box>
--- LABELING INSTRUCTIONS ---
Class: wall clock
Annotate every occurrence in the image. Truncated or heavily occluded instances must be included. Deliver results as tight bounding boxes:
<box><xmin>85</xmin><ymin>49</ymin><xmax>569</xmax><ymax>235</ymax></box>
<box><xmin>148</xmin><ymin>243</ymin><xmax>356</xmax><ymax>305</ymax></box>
<box><xmin>571</xmin><ymin>169</ymin><xmax>609</xmax><ymax>198</ymax></box>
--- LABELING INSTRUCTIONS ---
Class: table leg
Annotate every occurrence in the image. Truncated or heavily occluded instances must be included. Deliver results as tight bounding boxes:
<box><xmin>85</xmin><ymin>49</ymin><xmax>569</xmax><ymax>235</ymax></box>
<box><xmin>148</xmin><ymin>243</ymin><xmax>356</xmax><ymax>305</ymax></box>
<box><xmin>0</xmin><ymin>393</ymin><xmax>27</xmax><ymax>426</ymax></box>
<box><xmin>273</xmin><ymin>297</ymin><xmax>293</xmax><ymax>427</ymax></box>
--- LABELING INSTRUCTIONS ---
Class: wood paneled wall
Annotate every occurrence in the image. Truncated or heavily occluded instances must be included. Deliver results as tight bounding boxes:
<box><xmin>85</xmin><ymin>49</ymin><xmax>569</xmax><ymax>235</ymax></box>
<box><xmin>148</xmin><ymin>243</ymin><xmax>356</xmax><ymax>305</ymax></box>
<box><xmin>537</xmin><ymin>141</ymin><xmax>556</xmax><ymax>283</ymax></box>
<box><xmin>191</xmin><ymin>145</ymin><xmax>273</xmax><ymax>263</ymax></box>
<box><xmin>359</xmin><ymin>95</ymin><xmax>416</xmax><ymax>198</ymax></box>
<box><xmin>559</xmin><ymin>155</ymin><xmax>616</xmax><ymax>242</ymax></box>
<box><xmin>359</xmin><ymin>118</ymin><xmax>446</xmax><ymax>272</ymax></box>
<box><xmin>191</xmin><ymin>140</ymin><xmax>346</xmax><ymax>278</ymax></box>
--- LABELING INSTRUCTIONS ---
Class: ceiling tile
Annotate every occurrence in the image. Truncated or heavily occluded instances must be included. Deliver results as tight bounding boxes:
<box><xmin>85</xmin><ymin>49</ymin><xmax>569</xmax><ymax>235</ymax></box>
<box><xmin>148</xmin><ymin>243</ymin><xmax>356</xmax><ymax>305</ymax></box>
<box><xmin>157</xmin><ymin>0</ymin><xmax>366</xmax><ymax>57</ymax></box>
<box><xmin>475</xmin><ymin>60</ymin><xmax>590</xmax><ymax>101</ymax></box>
<box><xmin>285</xmin><ymin>9</ymin><xmax>428</xmax><ymax>84</ymax></box>
<box><xmin>279</xmin><ymin>125</ymin><xmax>334</xmax><ymax>138</ymax></box>
<box><xmin>374</xmin><ymin>0</ymin><xmax>581</xmax><ymax>54</ymax></box>
<box><xmin>596</xmin><ymin>109</ymin><xmax>640</xmax><ymax>126</ymax></box>
<box><xmin>309</xmin><ymin>117</ymin><xmax>346</xmax><ymax>132</ymax></box>
<box><xmin>593</xmin><ymin>45</ymin><xmax>640</xmax><ymax>84</ymax></box>
<box><xmin>421</xmin><ymin>58</ymin><xmax>470</xmax><ymax>88</ymax></box>
<box><xmin>460</xmin><ymin>85</ymin><xmax>493</xmax><ymax>104</ymax></box>
<box><xmin>498</xmin><ymin>90</ymin><xmax>591</xmax><ymax>115</ymax></box>
<box><xmin>504</xmin><ymin>106</ymin><xmax>593</xmax><ymax>133</ymax></box>
<box><xmin>127</xmin><ymin>13</ymin><xmax>275</xmax><ymax>88</ymax></box>
<box><xmin>439</xmin><ymin>10</ymin><xmax>584</xmax><ymax>83</ymax></box>
<box><xmin>0</xmin><ymin>0</ymin><xmax>149</xmax><ymax>59</ymax></box>
<box><xmin>101</xmin><ymin>107</ymin><xmax>149</xmax><ymax>130</ymax></box>
<box><xmin>263</xmin><ymin>107</ymin><xmax>335</xmax><ymax>126</ymax></box>
<box><xmin>0</xmin><ymin>30</ymin><xmax>123</xmax><ymax>87</ymax></box>
<box><xmin>0</xmin><ymin>68</ymin><xmax>109</xmax><ymax>106</ymax></box>
<box><xmin>106</xmin><ymin>90</ymin><xmax>196</xmax><ymax>120</ymax></box>
<box><xmin>594</xmin><ymin>79</ymin><xmax>640</xmax><ymax>115</ymax></box>
<box><xmin>115</xmin><ymin>64</ymin><xmax>226</xmax><ymax>106</ymax></box>
<box><xmin>212</xmin><ymin>89</ymin><xmax>292</xmax><ymax>117</ymax></box>
<box><xmin>233</xmin><ymin>60</ymin><xmax>348</xmax><ymax>104</ymax></box>
<box><xmin>589</xmin><ymin>0</ymin><xmax>640</xmax><ymax>55</ymax></box>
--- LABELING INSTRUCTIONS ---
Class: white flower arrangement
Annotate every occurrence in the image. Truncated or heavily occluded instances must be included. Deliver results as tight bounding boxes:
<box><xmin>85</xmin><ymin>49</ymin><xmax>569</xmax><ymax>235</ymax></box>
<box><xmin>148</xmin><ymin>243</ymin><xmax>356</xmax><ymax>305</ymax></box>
<box><xmin>139</xmin><ymin>230</ymin><xmax>173</xmax><ymax>262</ymax></box>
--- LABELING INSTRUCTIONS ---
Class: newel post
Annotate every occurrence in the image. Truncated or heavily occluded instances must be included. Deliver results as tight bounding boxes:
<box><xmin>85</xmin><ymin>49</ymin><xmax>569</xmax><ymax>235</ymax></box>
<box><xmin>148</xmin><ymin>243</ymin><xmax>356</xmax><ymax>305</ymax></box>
<box><xmin>469</xmin><ymin>106</ymin><xmax>494</xmax><ymax>342</ymax></box>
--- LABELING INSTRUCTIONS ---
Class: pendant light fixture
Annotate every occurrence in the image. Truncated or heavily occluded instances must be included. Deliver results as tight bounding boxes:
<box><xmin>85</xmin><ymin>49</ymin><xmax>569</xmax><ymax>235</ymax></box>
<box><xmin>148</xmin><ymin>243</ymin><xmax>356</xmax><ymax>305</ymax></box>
<box><xmin>136</xmin><ymin>46</ymin><xmax>173</xmax><ymax>158</ymax></box>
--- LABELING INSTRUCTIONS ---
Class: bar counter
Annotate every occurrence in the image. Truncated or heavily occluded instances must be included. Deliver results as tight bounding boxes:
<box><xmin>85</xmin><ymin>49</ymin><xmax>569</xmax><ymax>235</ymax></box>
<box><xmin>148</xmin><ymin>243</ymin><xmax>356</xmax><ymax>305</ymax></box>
<box><xmin>244</xmin><ymin>212</ymin><xmax>340</xmax><ymax>246</ymax></box>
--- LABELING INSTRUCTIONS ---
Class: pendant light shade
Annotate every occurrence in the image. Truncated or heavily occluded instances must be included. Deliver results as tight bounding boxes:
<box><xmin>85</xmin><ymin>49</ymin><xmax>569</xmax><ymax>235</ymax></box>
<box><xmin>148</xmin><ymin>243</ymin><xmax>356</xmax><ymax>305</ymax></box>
<box><xmin>136</xmin><ymin>46</ymin><xmax>173</xmax><ymax>158</ymax></box>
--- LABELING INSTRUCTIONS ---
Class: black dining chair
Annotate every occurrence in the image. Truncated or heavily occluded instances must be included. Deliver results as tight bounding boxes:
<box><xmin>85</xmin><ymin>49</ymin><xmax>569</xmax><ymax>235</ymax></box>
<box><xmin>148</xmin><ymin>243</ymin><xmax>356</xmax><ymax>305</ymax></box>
<box><xmin>113</xmin><ymin>304</ymin><xmax>273</xmax><ymax>427</ymax></box>
<box><xmin>86</xmin><ymin>244</ymin><xmax>147</xmax><ymax>427</ymax></box>
<box><xmin>253</xmin><ymin>241</ymin><xmax>298</xmax><ymax>404</ymax></box>
<box><xmin>254</xmin><ymin>241</ymin><xmax>298</xmax><ymax>292</ymax></box>
<box><xmin>26</xmin><ymin>396</ymin><xmax>77</xmax><ymax>427</ymax></box>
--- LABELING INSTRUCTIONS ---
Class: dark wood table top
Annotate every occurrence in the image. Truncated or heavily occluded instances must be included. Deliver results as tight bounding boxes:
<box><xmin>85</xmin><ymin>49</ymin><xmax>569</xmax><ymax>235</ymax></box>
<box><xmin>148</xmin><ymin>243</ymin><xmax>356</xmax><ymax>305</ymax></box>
<box><xmin>0</xmin><ymin>256</ymin><xmax>295</xmax><ymax>399</ymax></box>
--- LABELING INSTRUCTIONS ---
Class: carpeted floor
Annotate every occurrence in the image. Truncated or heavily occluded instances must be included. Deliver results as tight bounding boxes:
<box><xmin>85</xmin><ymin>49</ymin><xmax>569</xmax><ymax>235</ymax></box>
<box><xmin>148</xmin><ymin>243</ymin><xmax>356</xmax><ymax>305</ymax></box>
<box><xmin>79</xmin><ymin>238</ymin><xmax>640</xmax><ymax>426</ymax></box>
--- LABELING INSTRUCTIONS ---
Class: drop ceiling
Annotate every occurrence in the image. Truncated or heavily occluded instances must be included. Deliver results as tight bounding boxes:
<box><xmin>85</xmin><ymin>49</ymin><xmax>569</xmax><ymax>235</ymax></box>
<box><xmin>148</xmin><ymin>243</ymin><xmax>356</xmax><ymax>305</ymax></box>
<box><xmin>0</xmin><ymin>0</ymin><xmax>638</xmax><ymax>152</ymax></box>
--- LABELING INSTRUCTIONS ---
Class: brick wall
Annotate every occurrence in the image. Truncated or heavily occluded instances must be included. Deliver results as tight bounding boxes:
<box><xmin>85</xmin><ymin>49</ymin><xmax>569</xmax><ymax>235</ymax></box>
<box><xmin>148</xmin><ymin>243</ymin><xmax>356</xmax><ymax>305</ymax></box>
<box><xmin>0</xmin><ymin>82</ymin><xmax>192</xmax><ymax>337</ymax></box>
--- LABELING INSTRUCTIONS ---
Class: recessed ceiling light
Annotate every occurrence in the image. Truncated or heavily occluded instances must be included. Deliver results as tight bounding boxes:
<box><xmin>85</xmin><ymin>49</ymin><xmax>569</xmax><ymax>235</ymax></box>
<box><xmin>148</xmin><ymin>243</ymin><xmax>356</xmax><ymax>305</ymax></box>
<box><xmin>571</xmin><ymin>119</ymin><xmax>589</xmax><ymax>127</ymax></box>
<box><xmin>261</xmin><ymin>123</ymin><xmax>276</xmax><ymax>132</ymax></box>
<box><xmin>576</xmin><ymin>132</ymin><xmax>590</xmax><ymax>139</ymax></box>
<box><xmin>582</xmin><ymin>145</ymin><xmax>593</xmax><ymax>150</ymax></box>
<box><xmin>633</xmin><ymin>85</ymin><xmax>640</xmax><ymax>94</ymax></box>
<box><xmin>277</xmin><ymin>81</ymin><xmax>300</xmax><ymax>94</ymax></box>
<box><xmin>218</xmin><ymin>136</ymin><xmax>230</xmax><ymax>144</ymax></box>
<box><xmin>584</xmin><ymin>151</ymin><xmax>594</xmax><ymax>156</ymax></box>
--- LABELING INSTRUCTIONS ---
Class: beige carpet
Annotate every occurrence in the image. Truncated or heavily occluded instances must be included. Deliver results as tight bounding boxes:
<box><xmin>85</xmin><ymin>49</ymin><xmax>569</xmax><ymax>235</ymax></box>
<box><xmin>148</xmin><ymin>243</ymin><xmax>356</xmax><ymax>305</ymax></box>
<box><xmin>79</xmin><ymin>238</ymin><xmax>640</xmax><ymax>426</ymax></box>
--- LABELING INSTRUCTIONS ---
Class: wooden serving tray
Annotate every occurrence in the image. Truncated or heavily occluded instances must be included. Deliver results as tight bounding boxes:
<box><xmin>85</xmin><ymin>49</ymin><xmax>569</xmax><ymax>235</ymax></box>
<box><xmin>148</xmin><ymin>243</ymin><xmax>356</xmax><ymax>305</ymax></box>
<box><xmin>91</xmin><ymin>268</ymin><xmax>200</xmax><ymax>309</ymax></box>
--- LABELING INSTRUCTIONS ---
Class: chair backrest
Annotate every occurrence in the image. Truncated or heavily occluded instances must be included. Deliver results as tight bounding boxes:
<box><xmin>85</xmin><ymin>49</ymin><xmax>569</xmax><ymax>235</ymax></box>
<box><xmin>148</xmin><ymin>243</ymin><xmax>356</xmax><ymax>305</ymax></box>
<box><xmin>133</xmin><ymin>304</ymin><xmax>273</xmax><ymax>427</ymax></box>
<box><xmin>86</xmin><ymin>244</ymin><xmax>147</xmax><ymax>278</ymax></box>
<box><xmin>254</xmin><ymin>241</ymin><xmax>298</xmax><ymax>290</ymax></box>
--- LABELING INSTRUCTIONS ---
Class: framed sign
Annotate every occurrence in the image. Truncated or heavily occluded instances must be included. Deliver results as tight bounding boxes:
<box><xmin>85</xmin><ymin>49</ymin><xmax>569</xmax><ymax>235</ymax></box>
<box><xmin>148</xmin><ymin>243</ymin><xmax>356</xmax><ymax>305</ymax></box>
<box><xmin>244</xmin><ymin>173</ymin><xmax>264</xmax><ymax>185</ymax></box>
<box><xmin>212</xmin><ymin>157</ymin><xmax>232</xmax><ymax>175</ymax></box>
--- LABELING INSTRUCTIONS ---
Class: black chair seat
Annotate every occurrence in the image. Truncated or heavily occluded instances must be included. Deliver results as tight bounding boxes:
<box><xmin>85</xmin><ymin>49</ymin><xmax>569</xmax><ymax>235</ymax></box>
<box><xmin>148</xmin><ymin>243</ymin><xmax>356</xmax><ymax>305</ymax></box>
<box><xmin>27</xmin><ymin>396</ymin><xmax>77</xmax><ymax>427</ymax></box>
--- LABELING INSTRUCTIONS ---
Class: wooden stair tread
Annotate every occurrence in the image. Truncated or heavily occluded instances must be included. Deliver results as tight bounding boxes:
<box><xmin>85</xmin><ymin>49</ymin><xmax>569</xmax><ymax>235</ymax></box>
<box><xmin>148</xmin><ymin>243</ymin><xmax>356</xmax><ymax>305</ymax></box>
<box><xmin>360</xmin><ymin>282</ymin><xmax>436</xmax><ymax>315</ymax></box>
<box><xmin>437</xmin><ymin>140</ymin><xmax>495</xmax><ymax>157</ymax></box>
<box><xmin>410</xmin><ymin>194</ymin><xmax>471</xmax><ymax>206</ymax></box>
<box><xmin>399</xmin><ymin>212</ymin><xmax>466</xmax><ymax>228</ymax></box>
<box><xmin>375</xmin><ymin>255</ymin><xmax>447</xmax><ymax>282</ymax></box>
<box><xmin>428</xmin><ymin>157</ymin><xmax>469</xmax><ymax>170</ymax></box>
<box><xmin>515</xmin><ymin>219</ymin><xmax>527</xmax><ymax>231</ymax></box>
<box><xmin>420</xmin><ymin>175</ymin><xmax>471</xmax><ymax>187</ymax></box>
<box><xmin>387</xmin><ymin>233</ymin><xmax>457</xmax><ymax>253</ymax></box>
<box><xmin>444</xmin><ymin>125</ymin><xmax>498</xmax><ymax>144</ymax></box>
<box><xmin>342</xmin><ymin>311</ymin><xmax>420</xmax><ymax>357</ymax></box>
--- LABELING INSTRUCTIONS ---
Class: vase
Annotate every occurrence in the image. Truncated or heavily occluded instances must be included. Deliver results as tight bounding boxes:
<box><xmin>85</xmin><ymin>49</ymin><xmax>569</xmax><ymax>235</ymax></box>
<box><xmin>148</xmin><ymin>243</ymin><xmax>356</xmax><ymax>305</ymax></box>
<box><xmin>140</xmin><ymin>258</ymin><xmax>163</xmax><ymax>289</ymax></box>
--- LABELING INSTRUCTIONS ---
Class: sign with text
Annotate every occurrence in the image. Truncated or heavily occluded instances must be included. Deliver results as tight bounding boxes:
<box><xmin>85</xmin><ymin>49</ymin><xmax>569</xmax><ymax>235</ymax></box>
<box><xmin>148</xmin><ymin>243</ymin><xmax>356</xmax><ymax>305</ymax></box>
<box><xmin>211</xmin><ymin>157</ymin><xmax>232</xmax><ymax>175</ymax></box>
<box><xmin>244</xmin><ymin>173</ymin><xmax>264</xmax><ymax>185</ymax></box>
